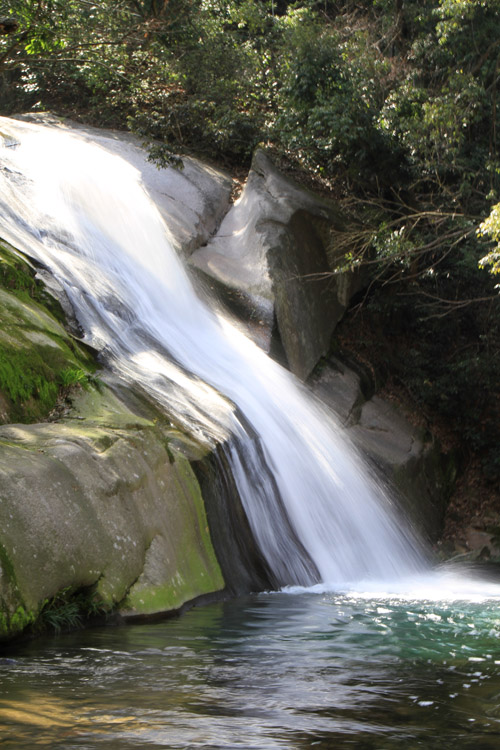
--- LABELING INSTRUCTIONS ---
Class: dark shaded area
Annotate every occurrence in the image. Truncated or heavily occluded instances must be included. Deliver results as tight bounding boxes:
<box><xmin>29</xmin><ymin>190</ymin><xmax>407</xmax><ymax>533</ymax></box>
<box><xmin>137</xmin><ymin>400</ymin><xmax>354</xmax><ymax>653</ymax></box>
<box><xmin>193</xmin><ymin>445</ymin><xmax>276</xmax><ymax>596</ymax></box>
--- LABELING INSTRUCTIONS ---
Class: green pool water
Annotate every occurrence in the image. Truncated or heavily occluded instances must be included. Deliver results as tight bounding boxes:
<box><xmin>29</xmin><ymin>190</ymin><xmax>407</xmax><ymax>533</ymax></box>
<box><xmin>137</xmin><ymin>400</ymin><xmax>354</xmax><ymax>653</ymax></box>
<box><xmin>1</xmin><ymin>583</ymin><xmax>500</xmax><ymax>749</ymax></box>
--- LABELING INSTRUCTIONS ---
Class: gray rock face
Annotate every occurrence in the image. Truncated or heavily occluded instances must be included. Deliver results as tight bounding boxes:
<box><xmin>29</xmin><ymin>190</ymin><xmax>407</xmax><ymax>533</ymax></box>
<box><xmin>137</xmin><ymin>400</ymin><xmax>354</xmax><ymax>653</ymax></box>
<box><xmin>310</xmin><ymin>358</ymin><xmax>453</xmax><ymax>542</ymax></box>
<box><xmin>0</xmin><ymin>386</ymin><xmax>225</xmax><ymax>640</ymax></box>
<box><xmin>351</xmin><ymin>397</ymin><xmax>451</xmax><ymax>542</ymax></box>
<box><xmin>308</xmin><ymin>357</ymin><xmax>366</xmax><ymax>426</ymax></box>
<box><xmin>190</xmin><ymin>150</ymin><xmax>363</xmax><ymax>380</ymax></box>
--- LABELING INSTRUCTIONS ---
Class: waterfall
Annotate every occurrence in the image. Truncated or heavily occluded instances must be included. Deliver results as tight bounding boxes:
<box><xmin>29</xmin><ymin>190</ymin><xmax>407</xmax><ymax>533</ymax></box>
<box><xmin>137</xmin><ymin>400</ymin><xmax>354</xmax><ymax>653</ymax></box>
<box><xmin>0</xmin><ymin>117</ymin><xmax>426</xmax><ymax>588</ymax></box>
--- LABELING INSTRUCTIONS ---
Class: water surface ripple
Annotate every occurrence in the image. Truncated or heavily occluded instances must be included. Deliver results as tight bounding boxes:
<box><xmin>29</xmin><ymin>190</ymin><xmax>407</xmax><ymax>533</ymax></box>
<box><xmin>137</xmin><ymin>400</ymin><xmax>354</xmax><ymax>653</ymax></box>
<box><xmin>2</xmin><ymin>590</ymin><xmax>500</xmax><ymax>749</ymax></box>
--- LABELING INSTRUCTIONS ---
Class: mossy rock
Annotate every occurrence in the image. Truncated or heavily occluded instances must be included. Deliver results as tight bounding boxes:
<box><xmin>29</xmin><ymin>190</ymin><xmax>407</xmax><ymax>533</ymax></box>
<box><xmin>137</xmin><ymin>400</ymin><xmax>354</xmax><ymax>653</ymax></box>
<box><xmin>0</xmin><ymin>241</ymin><xmax>95</xmax><ymax>423</ymax></box>
<box><xmin>0</xmin><ymin>241</ymin><xmax>65</xmax><ymax>322</ymax></box>
<box><xmin>0</xmin><ymin>382</ymin><xmax>225</xmax><ymax>642</ymax></box>
<box><xmin>0</xmin><ymin>238</ymin><xmax>226</xmax><ymax>642</ymax></box>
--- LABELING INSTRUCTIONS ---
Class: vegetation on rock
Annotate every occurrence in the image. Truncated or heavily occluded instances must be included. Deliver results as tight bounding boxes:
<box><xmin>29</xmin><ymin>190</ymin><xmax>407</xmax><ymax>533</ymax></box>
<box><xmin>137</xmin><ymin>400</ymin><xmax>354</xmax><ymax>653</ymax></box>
<box><xmin>0</xmin><ymin>241</ymin><xmax>96</xmax><ymax>423</ymax></box>
<box><xmin>36</xmin><ymin>585</ymin><xmax>111</xmax><ymax>634</ymax></box>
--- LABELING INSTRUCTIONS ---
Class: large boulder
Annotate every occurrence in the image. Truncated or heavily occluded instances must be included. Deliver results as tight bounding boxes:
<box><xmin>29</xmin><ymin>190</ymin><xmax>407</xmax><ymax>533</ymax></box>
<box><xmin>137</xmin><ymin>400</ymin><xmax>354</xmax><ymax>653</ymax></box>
<box><xmin>310</xmin><ymin>357</ymin><xmax>454</xmax><ymax>542</ymax></box>
<box><xmin>0</xmin><ymin>384</ymin><xmax>226</xmax><ymax>641</ymax></box>
<box><xmin>190</xmin><ymin>149</ymin><xmax>364</xmax><ymax>380</ymax></box>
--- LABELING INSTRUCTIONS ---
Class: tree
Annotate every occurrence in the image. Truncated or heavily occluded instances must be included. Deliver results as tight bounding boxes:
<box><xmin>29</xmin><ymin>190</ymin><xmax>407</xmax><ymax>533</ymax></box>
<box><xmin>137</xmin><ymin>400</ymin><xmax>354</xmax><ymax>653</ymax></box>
<box><xmin>478</xmin><ymin>203</ymin><xmax>500</xmax><ymax>276</ymax></box>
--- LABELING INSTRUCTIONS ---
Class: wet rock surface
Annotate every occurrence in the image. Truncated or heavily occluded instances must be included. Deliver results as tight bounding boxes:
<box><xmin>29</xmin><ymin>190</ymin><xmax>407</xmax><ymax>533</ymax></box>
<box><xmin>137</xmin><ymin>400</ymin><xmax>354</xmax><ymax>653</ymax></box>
<box><xmin>190</xmin><ymin>150</ymin><xmax>364</xmax><ymax>380</ymax></box>
<box><xmin>310</xmin><ymin>357</ymin><xmax>453</xmax><ymax>543</ymax></box>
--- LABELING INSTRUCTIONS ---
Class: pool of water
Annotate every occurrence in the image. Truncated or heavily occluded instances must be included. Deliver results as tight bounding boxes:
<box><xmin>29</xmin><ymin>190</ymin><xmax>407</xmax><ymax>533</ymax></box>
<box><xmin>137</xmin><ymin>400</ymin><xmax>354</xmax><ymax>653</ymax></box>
<box><xmin>1</xmin><ymin>585</ymin><xmax>500</xmax><ymax>749</ymax></box>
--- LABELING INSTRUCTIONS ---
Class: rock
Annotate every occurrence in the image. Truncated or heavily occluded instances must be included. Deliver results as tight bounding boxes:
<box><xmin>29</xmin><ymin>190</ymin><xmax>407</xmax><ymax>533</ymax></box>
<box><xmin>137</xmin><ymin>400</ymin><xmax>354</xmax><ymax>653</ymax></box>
<box><xmin>190</xmin><ymin>149</ymin><xmax>364</xmax><ymax>380</ymax></box>
<box><xmin>352</xmin><ymin>397</ymin><xmax>451</xmax><ymax>541</ymax></box>
<box><xmin>351</xmin><ymin>396</ymin><xmax>421</xmax><ymax>466</ymax></box>
<box><xmin>311</xmin><ymin>358</ymin><xmax>454</xmax><ymax>542</ymax></box>
<box><xmin>309</xmin><ymin>356</ymin><xmax>366</xmax><ymax>425</ymax></box>
<box><xmin>0</xmin><ymin>243</ymin><xmax>97</xmax><ymax>425</ymax></box>
<box><xmin>0</xmin><ymin>384</ymin><xmax>225</xmax><ymax>640</ymax></box>
<box><xmin>193</xmin><ymin>444</ymin><xmax>275</xmax><ymax>596</ymax></box>
<box><xmin>464</xmin><ymin>527</ymin><xmax>496</xmax><ymax>556</ymax></box>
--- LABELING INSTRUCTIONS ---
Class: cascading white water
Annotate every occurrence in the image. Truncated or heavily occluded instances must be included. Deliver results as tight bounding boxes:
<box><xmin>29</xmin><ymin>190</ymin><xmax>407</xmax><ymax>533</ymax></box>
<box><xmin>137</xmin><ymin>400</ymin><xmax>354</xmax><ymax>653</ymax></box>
<box><xmin>0</xmin><ymin>117</ymin><xmax>426</xmax><ymax>588</ymax></box>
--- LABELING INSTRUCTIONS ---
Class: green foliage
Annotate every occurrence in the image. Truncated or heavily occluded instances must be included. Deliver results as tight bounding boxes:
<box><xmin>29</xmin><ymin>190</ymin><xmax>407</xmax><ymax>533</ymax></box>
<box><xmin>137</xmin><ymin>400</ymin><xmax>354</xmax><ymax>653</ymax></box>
<box><xmin>478</xmin><ymin>203</ymin><xmax>500</xmax><ymax>275</ymax></box>
<box><xmin>372</xmin><ymin>224</ymin><xmax>416</xmax><ymax>267</ymax></box>
<box><xmin>0</xmin><ymin>586</ymin><xmax>110</xmax><ymax>640</ymax></box>
<box><xmin>0</xmin><ymin>0</ymin><xmax>498</xmax><ymax>185</ymax></box>
<box><xmin>39</xmin><ymin>599</ymin><xmax>82</xmax><ymax>633</ymax></box>
<box><xmin>273</xmin><ymin>9</ymin><xmax>402</xmax><ymax>183</ymax></box>
<box><xmin>346</xmin><ymin>233</ymin><xmax>500</xmax><ymax>482</ymax></box>
<box><xmin>58</xmin><ymin>367</ymin><xmax>89</xmax><ymax>388</ymax></box>
<box><xmin>37</xmin><ymin>586</ymin><xmax>111</xmax><ymax>634</ymax></box>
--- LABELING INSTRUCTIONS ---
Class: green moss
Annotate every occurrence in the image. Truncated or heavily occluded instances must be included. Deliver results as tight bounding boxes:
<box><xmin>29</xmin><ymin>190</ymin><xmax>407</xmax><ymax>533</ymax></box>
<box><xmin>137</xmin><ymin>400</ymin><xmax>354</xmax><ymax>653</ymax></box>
<box><xmin>0</xmin><ymin>346</ymin><xmax>58</xmax><ymax>407</ymax></box>
<box><xmin>122</xmin><ymin>582</ymin><xmax>190</xmax><ymax>614</ymax></box>
<box><xmin>0</xmin><ymin>242</ymin><xmax>98</xmax><ymax>424</ymax></box>
<box><xmin>0</xmin><ymin>244</ymin><xmax>37</xmax><ymax>294</ymax></box>
<box><xmin>0</xmin><ymin>612</ymin><xmax>8</xmax><ymax>636</ymax></box>
<box><xmin>8</xmin><ymin>606</ymin><xmax>36</xmax><ymax>637</ymax></box>
<box><xmin>66</xmin><ymin>386</ymin><xmax>155</xmax><ymax>430</ymax></box>
<box><xmin>0</xmin><ymin>547</ymin><xmax>33</xmax><ymax>640</ymax></box>
<box><xmin>0</xmin><ymin>345</ymin><xmax>67</xmax><ymax>422</ymax></box>
<box><xmin>123</xmin><ymin>459</ymin><xmax>224</xmax><ymax>617</ymax></box>
<box><xmin>172</xmin><ymin>460</ymin><xmax>225</xmax><ymax>591</ymax></box>
<box><xmin>0</xmin><ymin>240</ymin><xmax>65</xmax><ymax>323</ymax></box>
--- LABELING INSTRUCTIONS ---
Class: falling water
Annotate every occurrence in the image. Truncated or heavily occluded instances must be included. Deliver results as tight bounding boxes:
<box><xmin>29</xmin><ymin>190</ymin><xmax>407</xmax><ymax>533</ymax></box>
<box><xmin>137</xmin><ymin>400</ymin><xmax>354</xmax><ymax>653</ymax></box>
<box><xmin>0</xmin><ymin>117</ymin><xmax>426</xmax><ymax>588</ymax></box>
